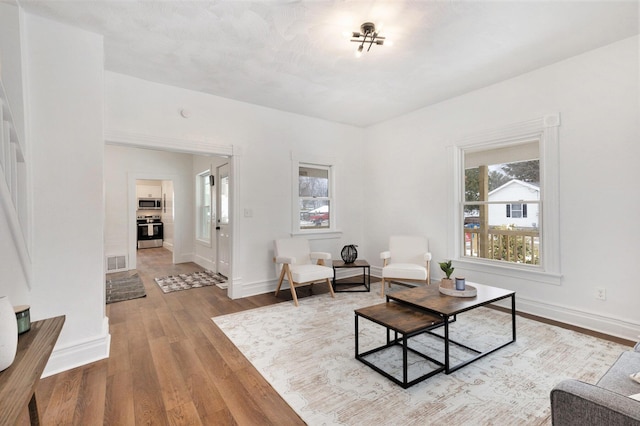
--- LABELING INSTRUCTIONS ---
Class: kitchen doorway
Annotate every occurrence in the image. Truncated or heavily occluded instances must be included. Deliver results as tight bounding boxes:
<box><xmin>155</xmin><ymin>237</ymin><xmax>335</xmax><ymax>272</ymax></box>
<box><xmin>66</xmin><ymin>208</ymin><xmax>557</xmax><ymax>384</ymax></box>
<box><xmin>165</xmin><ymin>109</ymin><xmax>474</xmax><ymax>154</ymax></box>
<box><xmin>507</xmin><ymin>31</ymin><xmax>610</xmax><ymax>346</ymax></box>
<box><xmin>104</xmin><ymin>142</ymin><xmax>236</xmax><ymax>297</ymax></box>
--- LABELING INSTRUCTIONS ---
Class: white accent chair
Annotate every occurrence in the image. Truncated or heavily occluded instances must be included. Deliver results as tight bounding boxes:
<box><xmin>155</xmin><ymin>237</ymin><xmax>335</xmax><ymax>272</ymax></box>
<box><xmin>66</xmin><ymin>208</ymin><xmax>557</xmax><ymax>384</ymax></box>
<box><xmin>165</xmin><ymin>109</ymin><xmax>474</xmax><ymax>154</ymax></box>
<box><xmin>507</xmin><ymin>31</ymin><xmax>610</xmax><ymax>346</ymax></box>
<box><xmin>380</xmin><ymin>235</ymin><xmax>432</xmax><ymax>297</ymax></box>
<box><xmin>274</xmin><ymin>238</ymin><xmax>335</xmax><ymax>306</ymax></box>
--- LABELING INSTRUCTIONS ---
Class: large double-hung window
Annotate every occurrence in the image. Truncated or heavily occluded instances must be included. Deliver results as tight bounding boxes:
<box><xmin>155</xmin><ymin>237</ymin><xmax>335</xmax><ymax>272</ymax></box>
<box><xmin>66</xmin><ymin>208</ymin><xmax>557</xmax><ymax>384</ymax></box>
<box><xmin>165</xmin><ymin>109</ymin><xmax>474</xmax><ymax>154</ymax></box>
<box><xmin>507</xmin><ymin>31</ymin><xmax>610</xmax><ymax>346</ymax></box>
<box><xmin>451</xmin><ymin>114</ymin><xmax>561</xmax><ymax>284</ymax></box>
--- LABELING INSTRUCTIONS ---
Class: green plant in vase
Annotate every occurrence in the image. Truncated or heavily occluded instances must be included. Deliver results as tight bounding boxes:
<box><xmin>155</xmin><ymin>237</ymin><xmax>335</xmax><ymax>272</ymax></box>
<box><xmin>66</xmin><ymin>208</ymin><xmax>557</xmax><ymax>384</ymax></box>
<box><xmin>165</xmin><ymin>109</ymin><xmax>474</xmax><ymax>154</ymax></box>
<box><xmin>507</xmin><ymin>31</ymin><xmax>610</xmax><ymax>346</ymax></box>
<box><xmin>439</xmin><ymin>260</ymin><xmax>454</xmax><ymax>286</ymax></box>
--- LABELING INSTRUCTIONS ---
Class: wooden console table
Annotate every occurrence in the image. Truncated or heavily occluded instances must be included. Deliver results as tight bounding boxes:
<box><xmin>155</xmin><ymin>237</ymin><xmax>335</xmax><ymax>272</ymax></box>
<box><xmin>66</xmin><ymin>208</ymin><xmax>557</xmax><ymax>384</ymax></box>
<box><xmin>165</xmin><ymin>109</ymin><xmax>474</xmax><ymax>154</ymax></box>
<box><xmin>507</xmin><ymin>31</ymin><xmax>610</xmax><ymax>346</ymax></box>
<box><xmin>0</xmin><ymin>315</ymin><xmax>65</xmax><ymax>425</ymax></box>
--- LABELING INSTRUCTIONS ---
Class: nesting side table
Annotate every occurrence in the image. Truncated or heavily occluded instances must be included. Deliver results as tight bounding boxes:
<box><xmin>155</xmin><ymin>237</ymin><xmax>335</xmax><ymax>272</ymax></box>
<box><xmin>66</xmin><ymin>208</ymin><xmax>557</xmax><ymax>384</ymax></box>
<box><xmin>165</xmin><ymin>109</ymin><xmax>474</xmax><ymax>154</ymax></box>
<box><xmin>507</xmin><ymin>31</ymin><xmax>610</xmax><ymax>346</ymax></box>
<box><xmin>332</xmin><ymin>259</ymin><xmax>371</xmax><ymax>292</ymax></box>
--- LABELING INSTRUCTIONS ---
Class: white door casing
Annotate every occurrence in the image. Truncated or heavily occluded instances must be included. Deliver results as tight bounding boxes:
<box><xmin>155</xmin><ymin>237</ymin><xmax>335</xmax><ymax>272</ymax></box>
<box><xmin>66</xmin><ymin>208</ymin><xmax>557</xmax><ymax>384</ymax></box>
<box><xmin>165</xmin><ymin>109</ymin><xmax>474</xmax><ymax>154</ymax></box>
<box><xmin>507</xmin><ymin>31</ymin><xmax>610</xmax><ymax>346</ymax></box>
<box><xmin>216</xmin><ymin>163</ymin><xmax>231</xmax><ymax>278</ymax></box>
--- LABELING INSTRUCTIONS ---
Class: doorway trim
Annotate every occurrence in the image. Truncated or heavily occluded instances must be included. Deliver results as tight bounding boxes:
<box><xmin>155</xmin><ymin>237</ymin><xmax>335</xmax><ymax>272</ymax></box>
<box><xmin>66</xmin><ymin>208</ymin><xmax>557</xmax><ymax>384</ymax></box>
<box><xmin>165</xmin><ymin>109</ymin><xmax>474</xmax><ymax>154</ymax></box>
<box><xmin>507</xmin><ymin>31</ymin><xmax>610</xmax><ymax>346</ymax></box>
<box><xmin>105</xmin><ymin>129</ymin><xmax>239</xmax><ymax>298</ymax></box>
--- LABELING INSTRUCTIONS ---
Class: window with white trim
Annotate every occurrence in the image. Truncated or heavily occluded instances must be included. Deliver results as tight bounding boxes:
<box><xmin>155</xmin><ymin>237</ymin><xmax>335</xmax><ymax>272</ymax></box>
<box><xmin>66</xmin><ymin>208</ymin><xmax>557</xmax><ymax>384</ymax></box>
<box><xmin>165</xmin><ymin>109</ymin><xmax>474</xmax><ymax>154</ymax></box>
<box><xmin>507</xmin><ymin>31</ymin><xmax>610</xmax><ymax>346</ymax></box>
<box><xmin>196</xmin><ymin>170</ymin><xmax>211</xmax><ymax>244</ymax></box>
<box><xmin>450</xmin><ymin>114</ymin><xmax>561</xmax><ymax>284</ymax></box>
<box><xmin>298</xmin><ymin>164</ymin><xmax>332</xmax><ymax>230</ymax></box>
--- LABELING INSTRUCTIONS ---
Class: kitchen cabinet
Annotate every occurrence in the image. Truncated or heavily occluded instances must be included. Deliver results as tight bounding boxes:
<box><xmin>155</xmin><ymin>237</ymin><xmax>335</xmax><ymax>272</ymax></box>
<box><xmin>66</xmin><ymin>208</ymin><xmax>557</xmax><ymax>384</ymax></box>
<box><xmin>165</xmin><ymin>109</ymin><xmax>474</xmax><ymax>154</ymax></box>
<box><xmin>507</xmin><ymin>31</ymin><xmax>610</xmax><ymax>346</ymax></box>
<box><xmin>137</xmin><ymin>184</ymin><xmax>161</xmax><ymax>199</ymax></box>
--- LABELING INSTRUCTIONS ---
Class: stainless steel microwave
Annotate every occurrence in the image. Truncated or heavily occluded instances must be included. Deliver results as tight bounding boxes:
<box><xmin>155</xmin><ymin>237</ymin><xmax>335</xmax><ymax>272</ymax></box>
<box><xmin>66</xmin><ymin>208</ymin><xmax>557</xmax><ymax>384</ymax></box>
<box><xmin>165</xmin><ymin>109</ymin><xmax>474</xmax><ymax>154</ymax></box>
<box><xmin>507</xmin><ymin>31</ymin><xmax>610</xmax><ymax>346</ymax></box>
<box><xmin>138</xmin><ymin>198</ymin><xmax>162</xmax><ymax>210</ymax></box>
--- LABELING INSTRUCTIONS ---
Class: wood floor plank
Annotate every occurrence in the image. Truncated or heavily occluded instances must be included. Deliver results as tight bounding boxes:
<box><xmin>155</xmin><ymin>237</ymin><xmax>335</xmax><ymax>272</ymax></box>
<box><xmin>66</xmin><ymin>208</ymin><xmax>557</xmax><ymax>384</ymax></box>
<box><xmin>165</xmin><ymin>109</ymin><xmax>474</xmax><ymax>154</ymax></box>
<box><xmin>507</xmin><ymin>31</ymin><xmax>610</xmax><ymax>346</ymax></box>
<box><xmin>140</xmin><ymin>306</ymin><xmax>166</xmax><ymax>341</ymax></box>
<box><xmin>41</xmin><ymin>368</ymin><xmax>83</xmax><ymax>424</ymax></box>
<box><xmin>213</xmin><ymin>374</ymin><xmax>281</xmax><ymax>426</ymax></box>
<box><xmin>104</xmin><ymin>371</ymin><xmax>134</xmax><ymax>426</ymax></box>
<box><xmin>130</xmin><ymin>344</ymin><xmax>169</xmax><ymax>426</ymax></box>
<box><xmin>166</xmin><ymin>402</ymin><xmax>203</xmax><ymax>426</ymax></box>
<box><xmin>234</xmin><ymin>365</ymin><xmax>305</xmax><ymax>425</ymax></box>
<box><xmin>155</xmin><ymin>308</ymin><xmax>188</xmax><ymax>344</ymax></box>
<box><xmin>148</xmin><ymin>336</ymin><xmax>192</xmax><ymax>411</ymax></box>
<box><xmin>169</xmin><ymin>340</ymin><xmax>227</xmax><ymax>420</ymax></box>
<box><xmin>72</xmin><ymin>361</ymin><xmax>107</xmax><ymax>425</ymax></box>
<box><xmin>106</xmin><ymin>322</ymin><xmax>131</xmax><ymax>376</ymax></box>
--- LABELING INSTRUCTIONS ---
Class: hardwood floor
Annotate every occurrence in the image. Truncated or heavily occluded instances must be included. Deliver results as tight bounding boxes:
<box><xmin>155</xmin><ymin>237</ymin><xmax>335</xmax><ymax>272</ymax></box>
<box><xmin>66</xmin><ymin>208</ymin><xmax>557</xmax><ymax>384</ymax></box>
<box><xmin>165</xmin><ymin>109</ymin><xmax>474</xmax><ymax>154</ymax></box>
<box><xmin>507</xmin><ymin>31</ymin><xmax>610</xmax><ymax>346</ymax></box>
<box><xmin>35</xmin><ymin>247</ymin><xmax>309</xmax><ymax>425</ymax></box>
<box><xmin>29</xmin><ymin>248</ymin><xmax>634</xmax><ymax>425</ymax></box>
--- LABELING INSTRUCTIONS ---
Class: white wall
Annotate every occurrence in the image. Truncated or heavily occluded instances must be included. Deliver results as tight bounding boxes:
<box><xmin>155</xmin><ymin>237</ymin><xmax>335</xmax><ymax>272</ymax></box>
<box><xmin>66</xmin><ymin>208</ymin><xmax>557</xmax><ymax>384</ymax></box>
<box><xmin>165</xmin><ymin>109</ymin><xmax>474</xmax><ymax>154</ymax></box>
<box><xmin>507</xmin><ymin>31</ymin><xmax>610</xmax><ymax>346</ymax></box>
<box><xmin>0</xmin><ymin>2</ymin><xmax>29</xmax><ymax>306</ymax></box>
<box><xmin>25</xmin><ymin>14</ymin><xmax>109</xmax><ymax>374</ymax></box>
<box><xmin>363</xmin><ymin>36</ymin><xmax>640</xmax><ymax>340</ymax></box>
<box><xmin>0</xmin><ymin>2</ymin><xmax>25</xmax><ymax>144</ymax></box>
<box><xmin>105</xmin><ymin>72</ymin><xmax>365</xmax><ymax>297</ymax></box>
<box><xmin>105</xmin><ymin>145</ymin><xmax>195</xmax><ymax>268</ymax></box>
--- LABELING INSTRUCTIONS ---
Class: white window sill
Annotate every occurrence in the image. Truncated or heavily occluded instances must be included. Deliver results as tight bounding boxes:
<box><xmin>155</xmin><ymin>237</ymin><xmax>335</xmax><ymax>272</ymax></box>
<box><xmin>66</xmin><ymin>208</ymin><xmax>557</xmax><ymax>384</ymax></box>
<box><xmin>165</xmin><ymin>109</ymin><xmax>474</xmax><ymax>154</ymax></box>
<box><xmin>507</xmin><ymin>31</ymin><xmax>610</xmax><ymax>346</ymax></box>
<box><xmin>453</xmin><ymin>258</ymin><xmax>562</xmax><ymax>286</ymax></box>
<box><xmin>290</xmin><ymin>229</ymin><xmax>343</xmax><ymax>240</ymax></box>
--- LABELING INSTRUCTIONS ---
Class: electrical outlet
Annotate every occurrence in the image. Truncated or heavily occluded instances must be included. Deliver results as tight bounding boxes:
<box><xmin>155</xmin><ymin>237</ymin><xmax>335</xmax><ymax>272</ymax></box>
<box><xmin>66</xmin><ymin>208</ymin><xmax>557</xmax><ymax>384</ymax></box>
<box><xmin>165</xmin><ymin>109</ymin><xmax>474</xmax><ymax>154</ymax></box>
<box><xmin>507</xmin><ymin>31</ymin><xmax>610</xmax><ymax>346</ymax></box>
<box><xmin>596</xmin><ymin>287</ymin><xmax>606</xmax><ymax>300</ymax></box>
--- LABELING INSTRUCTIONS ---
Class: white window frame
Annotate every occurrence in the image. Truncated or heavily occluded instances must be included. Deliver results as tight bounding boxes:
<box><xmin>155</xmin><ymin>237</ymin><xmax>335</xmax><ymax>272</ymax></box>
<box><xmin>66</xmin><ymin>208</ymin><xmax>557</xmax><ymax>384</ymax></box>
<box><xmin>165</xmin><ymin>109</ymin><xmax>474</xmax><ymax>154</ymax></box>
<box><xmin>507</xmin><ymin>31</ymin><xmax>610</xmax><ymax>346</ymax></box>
<box><xmin>448</xmin><ymin>114</ymin><xmax>561</xmax><ymax>285</ymax></box>
<box><xmin>291</xmin><ymin>152</ymin><xmax>341</xmax><ymax>239</ymax></box>
<box><xmin>195</xmin><ymin>169</ymin><xmax>212</xmax><ymax>246</ymax></box>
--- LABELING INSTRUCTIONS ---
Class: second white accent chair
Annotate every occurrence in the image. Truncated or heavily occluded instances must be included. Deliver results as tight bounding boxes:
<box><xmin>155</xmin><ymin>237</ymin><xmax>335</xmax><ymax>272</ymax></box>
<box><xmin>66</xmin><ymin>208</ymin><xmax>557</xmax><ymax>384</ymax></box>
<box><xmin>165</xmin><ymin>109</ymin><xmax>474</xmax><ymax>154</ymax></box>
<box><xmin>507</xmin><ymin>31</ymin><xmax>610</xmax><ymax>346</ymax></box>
<box><xmin>380</xmin><ymin>235</ymin><xmax>432</xmax><ymax>297</ymax></box>
<box><xmin>273</xmin><ymin>238</ymin><xmax>335</xmax><ymax>306</ymax></box>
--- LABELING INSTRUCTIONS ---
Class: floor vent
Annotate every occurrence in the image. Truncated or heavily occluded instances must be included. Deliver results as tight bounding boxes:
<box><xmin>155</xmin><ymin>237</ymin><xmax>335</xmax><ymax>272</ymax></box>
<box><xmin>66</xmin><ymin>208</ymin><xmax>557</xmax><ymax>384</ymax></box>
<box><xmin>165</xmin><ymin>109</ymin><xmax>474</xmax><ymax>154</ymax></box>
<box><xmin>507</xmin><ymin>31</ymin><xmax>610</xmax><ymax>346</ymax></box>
<box><xmin>106</xmin><ymin>255</ymin><xmax>127</xmax><ymax>273</ymax></box>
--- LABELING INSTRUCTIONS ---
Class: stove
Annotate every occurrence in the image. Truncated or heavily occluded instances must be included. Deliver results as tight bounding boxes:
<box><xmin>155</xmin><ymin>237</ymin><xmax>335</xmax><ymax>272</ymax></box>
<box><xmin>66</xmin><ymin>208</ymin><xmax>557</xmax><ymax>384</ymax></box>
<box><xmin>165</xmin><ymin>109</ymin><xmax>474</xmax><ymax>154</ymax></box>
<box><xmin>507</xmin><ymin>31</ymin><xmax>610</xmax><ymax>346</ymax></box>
<box><xmin>137</xmin><ymin>215</ymin><xmax>163</xmax><ymax>249</ymax></box>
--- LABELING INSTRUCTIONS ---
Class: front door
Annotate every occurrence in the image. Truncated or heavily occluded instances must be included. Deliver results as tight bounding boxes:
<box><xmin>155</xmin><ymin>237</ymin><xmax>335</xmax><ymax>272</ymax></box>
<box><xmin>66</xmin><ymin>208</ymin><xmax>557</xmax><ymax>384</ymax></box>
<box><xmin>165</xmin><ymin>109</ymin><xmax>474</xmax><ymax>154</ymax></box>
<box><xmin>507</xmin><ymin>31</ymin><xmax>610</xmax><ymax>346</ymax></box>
<box><xmin>216</xmin><ymin>163</ymin><xmax>231</xmax><ymax>278</ymax></box>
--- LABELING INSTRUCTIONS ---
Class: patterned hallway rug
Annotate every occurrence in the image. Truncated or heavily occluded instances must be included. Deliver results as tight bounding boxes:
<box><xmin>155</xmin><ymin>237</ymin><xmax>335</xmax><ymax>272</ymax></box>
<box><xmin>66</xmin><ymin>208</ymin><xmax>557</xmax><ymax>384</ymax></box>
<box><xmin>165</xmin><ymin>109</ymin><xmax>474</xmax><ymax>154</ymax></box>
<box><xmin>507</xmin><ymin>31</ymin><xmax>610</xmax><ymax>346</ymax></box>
<box><xmin>106</xmin><ymin>272</ymin><xmax>146</xmax><ymax>304</ymax></box>
<box><xmin>212</xmin><ymin>282</ymin><xmax>630</xmax><ymax>425</ymax></box>
<box><xmin>154</xmin><ymin>270</ymin><xmax>226</xmax><ymax>294</ymax></box>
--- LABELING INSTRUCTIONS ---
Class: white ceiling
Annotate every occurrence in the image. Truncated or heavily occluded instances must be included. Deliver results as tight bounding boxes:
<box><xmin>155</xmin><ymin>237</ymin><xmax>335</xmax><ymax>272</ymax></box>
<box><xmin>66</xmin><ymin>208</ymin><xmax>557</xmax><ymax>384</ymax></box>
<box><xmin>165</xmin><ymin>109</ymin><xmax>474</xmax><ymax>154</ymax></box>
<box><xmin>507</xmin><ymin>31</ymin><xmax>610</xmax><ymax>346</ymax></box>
<box><xmin>17</xmin><ymin>0</ymin><xmax>640</xmax><ymax>127</ymax></box>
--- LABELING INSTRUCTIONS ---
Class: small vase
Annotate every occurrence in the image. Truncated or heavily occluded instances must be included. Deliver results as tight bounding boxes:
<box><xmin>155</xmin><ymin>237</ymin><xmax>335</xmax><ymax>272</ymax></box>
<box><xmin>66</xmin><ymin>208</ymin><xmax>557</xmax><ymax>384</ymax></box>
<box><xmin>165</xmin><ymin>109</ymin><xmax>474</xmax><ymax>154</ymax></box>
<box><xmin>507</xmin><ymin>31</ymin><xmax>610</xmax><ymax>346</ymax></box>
<box><xmin>441</xmin><ymin>278</ymin><xmax>453</xmax><ymax>287</ymax></box>
<box><xmin>0</xmin><ymin>296</ymin><xmax>18</xmax><ymax>371</ymax></box>
<box><xmin>340</xmin><ymin>245</ymin><xmax>358</xmax><ymax>263</ymax></box>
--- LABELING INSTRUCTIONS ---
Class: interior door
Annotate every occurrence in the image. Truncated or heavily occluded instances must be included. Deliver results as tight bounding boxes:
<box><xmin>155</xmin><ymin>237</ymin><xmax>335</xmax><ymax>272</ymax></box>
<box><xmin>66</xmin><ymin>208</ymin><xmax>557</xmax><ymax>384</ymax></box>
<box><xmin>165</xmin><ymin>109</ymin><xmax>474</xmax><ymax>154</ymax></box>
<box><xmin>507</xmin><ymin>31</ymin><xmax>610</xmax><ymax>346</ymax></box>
<box><xmin>216</xmin><ymin>163</ymin><xmax>231</xmax><ymax>278</ymax></box>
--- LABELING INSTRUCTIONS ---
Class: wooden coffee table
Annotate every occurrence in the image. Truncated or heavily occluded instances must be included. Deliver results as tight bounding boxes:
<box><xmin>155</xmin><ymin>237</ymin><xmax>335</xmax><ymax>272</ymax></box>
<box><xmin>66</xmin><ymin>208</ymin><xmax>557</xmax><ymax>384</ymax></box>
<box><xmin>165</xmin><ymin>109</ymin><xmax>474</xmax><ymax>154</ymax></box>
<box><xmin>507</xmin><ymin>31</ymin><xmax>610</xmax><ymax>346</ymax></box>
<box><xmin>387</xmin><ymin>283</ymin><xmax>516</xmax><ymax>374</ymax></box>
<box><xmin>354</xmin><ymin>302</ymin><xmax>444</xmax><ymax>388</ymax></box>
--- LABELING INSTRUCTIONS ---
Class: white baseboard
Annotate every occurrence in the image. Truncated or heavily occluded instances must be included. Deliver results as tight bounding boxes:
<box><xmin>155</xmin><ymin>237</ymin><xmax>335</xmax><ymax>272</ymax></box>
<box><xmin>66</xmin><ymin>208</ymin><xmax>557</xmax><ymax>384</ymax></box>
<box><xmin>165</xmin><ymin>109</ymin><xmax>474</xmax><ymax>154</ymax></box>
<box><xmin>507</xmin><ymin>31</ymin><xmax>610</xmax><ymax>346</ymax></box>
<box><xmin>173</xmin><ymin>252</ymin><xmax>193</xmax><ymax>264</ymax></box>
<box><xmin>193</xmin><ymin>254</ymin><xmax>216</xmax><ymax>271</ymax></box>
<box><xmin>42</xmin><ymin>316</ymin><xmax>111</xmax><ymax>378</ymax></box>
<box><xmin>237</xmin><ymin>269</ymin><xmax>367</xmax><ymax>299</ymax></box>
<box><xmin>499</xmin><ymin>296</ymin><xmax>640</xmax><ymax>342</ymax></box>
<box><xmin>240</xmin><ymin>277</ymin><xmax>277</xmax><ymax>298</ymax></box>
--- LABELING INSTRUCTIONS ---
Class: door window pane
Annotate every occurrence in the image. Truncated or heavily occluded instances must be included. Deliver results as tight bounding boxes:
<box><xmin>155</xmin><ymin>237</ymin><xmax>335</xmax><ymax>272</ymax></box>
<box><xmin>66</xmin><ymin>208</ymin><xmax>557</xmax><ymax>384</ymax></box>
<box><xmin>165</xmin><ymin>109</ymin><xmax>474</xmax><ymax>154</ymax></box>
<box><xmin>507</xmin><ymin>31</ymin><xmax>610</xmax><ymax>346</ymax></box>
<box><xmin>196</xmin><ymin>171</ymin><xmax>211</xmax><ymax>243</ymax></box>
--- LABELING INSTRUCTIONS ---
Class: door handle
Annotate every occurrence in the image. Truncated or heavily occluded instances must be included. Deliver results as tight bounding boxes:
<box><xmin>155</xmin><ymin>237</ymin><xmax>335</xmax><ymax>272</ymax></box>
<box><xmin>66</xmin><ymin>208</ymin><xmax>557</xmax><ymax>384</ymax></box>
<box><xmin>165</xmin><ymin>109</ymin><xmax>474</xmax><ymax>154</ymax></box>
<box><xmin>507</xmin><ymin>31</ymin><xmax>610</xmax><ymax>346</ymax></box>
<box><xmin>216</xmin><ymin>226</ymin><xmax>221</xmax><ymax>230</ymax></box>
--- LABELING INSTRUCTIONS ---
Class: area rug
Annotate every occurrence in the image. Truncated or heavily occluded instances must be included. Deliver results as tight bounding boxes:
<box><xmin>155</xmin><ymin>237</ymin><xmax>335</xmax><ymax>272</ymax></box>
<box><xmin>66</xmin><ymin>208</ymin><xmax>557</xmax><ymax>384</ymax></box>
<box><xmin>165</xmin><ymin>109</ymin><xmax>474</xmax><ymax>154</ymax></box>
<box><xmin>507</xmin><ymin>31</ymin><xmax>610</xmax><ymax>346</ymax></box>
<box><xmin>105</xmin><ymin>272</ymin><xmax>146</xmax><ymax>304</ymax></box>
<box><xmin>212</xmin><ymin>282</ymin><xmax>630</xmax><ymax>425</ymax></box>
<box><xmin>154</xmin><ymin>270</ymin><xmax>226</xmax><ymax>294</ymax></box>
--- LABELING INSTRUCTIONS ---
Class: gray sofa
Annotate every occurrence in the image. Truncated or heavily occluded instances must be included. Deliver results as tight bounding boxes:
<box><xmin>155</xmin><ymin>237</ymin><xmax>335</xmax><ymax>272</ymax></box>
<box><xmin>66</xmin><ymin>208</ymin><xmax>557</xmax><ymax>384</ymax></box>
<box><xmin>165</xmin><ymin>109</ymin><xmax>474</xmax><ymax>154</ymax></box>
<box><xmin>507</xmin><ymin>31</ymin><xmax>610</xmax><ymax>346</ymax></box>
<box><xmin>550</xmin><ymin>341</ymin><xmax>640</xmax><ymax>425</ymax></box>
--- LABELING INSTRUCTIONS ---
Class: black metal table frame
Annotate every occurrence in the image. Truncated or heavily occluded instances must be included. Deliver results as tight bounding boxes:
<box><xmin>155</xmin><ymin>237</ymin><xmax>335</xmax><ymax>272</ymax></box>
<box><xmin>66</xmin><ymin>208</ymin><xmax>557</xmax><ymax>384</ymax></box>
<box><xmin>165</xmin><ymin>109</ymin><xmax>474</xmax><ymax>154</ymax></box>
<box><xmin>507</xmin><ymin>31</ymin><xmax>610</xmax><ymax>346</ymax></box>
<box><xmin>386</xmin><ymin>292</ymin><xmax>516</xmax><ymax>374</ymax></box>
<box><xmin>354</xmin><ymin>312</ymin><xmax>444</xmax><ymax>388</ymax></box>
<box><xmin>332</xmin><ymin>262</ymin><xmax>371</xmax><ymax>292</ymax></box>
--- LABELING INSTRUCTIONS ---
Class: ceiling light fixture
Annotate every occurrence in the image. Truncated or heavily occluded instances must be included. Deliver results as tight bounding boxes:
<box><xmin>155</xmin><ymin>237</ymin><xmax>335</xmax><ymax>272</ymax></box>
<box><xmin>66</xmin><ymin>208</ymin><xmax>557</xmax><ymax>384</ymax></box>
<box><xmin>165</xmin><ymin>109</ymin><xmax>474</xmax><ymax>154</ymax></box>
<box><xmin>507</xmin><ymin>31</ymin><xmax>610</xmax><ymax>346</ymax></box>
<box><xmin>351</xmin><ymin>22</ymin><xmax>385</xmax><ymax>58</ymax></box>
